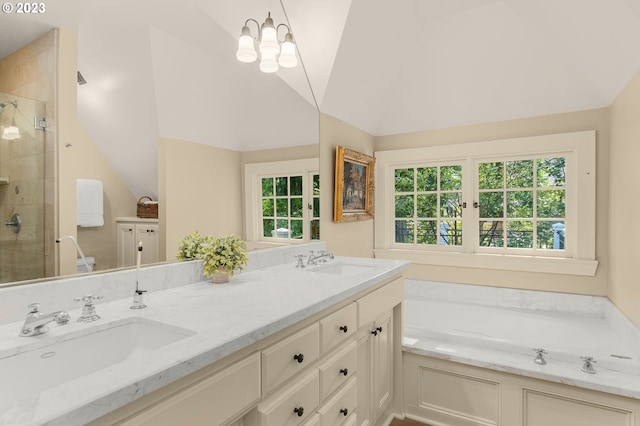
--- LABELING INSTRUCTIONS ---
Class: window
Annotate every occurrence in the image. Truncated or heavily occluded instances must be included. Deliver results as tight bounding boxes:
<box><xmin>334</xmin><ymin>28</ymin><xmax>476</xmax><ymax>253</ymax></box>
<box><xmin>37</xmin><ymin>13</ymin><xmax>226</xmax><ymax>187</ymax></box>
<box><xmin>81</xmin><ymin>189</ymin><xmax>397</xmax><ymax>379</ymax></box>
<box><xmin>393</xmin><ymin>164</ymin><xmax>463</xmax><ymax>247</ymax></box>
<box><xmin>245</xmin><ymin>158</ymin><xmax>319</xmax><ymax>244</ymax></box>
<box><xmin>476</xmin><ymin>156</ymin><xmax>566</xmax><ymax>255</ymax></box>
<box><xmin>375</xmin><ymin>131</ymin><xmax>597</xmax><ymax>276</ymax></box>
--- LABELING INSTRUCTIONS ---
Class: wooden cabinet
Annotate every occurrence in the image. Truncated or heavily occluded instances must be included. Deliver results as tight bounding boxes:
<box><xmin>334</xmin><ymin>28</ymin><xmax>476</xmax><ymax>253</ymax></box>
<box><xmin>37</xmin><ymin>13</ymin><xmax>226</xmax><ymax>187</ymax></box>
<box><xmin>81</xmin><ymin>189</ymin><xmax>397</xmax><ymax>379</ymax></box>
<box><xmin>116</xmin><ymin>218</ymin><xmax>159</xmax><ymax>267</ymax></box>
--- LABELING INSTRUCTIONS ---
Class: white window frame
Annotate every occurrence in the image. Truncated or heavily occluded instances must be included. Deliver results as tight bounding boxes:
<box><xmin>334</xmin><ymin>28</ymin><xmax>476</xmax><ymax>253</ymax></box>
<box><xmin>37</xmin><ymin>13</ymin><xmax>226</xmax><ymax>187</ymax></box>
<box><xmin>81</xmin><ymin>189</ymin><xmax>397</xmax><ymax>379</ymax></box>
<box><xmin>244</xmin><ymin>158</ymin><xmax>319</xmax><ymax>246</ymax></box>
<box><xmin>374</xmin><ymin>131</ymin><xmax>597</xmax><ymax>276</ymax></box>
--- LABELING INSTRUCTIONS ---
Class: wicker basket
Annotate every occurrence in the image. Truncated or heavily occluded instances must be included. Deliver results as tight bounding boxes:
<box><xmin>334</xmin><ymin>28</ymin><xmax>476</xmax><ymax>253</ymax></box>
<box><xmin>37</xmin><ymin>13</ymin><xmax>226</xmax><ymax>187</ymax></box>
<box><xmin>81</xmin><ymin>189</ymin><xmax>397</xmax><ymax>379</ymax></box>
<box><xmin>136</xmin><ymin>196</ymin><xmax>158</xmax><ymax>219</ymax></box>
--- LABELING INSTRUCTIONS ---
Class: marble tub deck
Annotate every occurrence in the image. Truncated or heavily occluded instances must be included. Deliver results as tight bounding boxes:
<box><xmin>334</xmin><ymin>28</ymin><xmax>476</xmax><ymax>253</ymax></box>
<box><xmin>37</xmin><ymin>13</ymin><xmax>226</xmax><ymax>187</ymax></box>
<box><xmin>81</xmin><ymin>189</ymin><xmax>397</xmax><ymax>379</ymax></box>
<box><xmin>403</xmin><ymin>279</ymin><xmax>640</xmax><ymax>400</ymax></box>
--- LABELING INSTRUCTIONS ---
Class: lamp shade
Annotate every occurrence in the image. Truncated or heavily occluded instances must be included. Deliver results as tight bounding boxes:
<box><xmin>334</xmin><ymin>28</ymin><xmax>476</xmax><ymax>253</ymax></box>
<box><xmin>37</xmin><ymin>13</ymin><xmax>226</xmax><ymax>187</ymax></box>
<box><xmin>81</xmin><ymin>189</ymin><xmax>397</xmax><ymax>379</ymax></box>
<box><xmin>278</xmin><ymin>33</ymin><xmax>297</xmax><ymax>68</ymax></box>
<box><xmin>236</xmin><ymin>26</ymin><xmax>257</xmax><ymax>63</ymax></box>
<box><xmin>259</xmin><ymin>15</ymin><xmax>279</xmax><ymax>56</ymax></box>
<box><xmin>2</xmin><ymin>126</ymin><xmax>20</xmax><ymax>140</ymax></box>
<box><xmin>260</xmin><ymin>54</ymin><xmax>279</xmax><ymax>73</ymax></box>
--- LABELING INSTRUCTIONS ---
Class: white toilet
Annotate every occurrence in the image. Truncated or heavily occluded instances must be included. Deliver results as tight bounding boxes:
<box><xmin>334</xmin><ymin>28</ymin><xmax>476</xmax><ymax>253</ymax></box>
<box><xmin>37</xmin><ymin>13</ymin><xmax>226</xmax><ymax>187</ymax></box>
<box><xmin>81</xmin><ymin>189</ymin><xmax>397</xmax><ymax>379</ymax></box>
<box><xmin>76</xmin><ymin>257</ymin><xmax>95</xmax><ymax>273</ymax></box>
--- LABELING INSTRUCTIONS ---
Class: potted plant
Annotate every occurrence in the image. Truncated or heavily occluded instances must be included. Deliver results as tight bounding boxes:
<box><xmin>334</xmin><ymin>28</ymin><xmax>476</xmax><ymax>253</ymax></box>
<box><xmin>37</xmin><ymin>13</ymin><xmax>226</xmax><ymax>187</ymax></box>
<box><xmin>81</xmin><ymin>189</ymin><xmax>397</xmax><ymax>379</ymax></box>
<box><xmin>201</xmin><ymin>234</ymin><xmax>249</xmax><ymax>283</ymax></box>
<box><xmin>176</xmin><ymin>230</ymin><xmax>209</xmax><ymax>261</ymax></box>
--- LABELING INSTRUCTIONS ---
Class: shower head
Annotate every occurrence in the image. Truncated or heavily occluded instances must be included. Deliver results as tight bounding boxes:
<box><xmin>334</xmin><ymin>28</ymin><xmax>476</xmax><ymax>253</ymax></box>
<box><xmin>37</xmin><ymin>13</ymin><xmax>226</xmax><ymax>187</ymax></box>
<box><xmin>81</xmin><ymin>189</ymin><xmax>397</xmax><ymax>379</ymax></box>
<box><xmin>0</xmin><ymin>100</ymin><xmax>18</xmax><ymax>112</ymax></box>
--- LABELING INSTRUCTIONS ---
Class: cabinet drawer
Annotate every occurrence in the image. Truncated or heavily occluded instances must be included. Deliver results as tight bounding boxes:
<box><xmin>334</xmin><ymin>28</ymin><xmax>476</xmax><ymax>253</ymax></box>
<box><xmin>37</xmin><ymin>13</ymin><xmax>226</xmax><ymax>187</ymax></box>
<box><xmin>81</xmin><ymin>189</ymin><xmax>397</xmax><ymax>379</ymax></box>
<box><xmin>126</xmin><ymin>352</ymin><xmax>260</xmax><ymax>426</ymax></box>
<box><xmin>318</xmin><ymin>340</ymin><xmax>357</xmax><ymax>401</ymax></box>
<box><xmin>358</xmin><ymin>277</ymin><xmax>403</xmax><ymax>326</ymax></box>
<box><xmin>319</xmin><ymin>303</ymin><xmax>357</xmax><ymax>354</ymax></box>
<box><xmin>256</xmin><ymin>369</ymin><xmax>319</xmax><ymax>426</ymax></box>
<box><xmin>262</xmin><ymin>323</ymin><xmax>319</xmax><ymax>393</ymax></box>
<box><xmin>317</xmin><ymin>376</ymin><xmax>357</xmax><ymax>426</ymax></box>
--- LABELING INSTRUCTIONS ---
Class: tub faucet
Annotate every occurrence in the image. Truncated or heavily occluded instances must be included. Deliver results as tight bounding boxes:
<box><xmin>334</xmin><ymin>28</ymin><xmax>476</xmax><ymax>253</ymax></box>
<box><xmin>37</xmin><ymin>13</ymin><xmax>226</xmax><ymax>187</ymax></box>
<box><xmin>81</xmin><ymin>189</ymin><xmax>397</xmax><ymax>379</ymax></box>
<box><xmin>20</xmin><ymin>303</ymin><xmax>70</xmax><ymax>336</ymax></box>
<box><xmin>533</xmin><ymin>348</ymin><xmax>548</xmax><ymax>365</ymax></box>
<box><xmin>580</xmin><ymin>356</ymin><xmax>597</xmax><ymax>374</ymax></box>
<box><xmin>307</xmin><ymin>250</ymin><xmax>334</xmax><ymax>266</ymax></box>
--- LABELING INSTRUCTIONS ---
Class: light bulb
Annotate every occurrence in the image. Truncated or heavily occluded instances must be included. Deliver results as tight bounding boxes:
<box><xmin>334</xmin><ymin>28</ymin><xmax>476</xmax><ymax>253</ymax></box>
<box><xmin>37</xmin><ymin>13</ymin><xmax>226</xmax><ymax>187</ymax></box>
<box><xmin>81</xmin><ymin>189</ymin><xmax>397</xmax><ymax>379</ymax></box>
<box><xmin>260</xmin><ymin>54</ymin><xmax>279</xmax><ymax>73</ymax></box>
<box><xmin>259</xmin><ymin>14</ymin><xmax>279</xmax><ymax>56</ymax></box>
<box><xmin>278</xmin><ymin>33</ymin><xmax>297</xmax><ymax>68</ymax></box>
<box><xmin>236</xmin><ymin>26</ymin><xmax>257</xmax><ymax>63</ymax></box>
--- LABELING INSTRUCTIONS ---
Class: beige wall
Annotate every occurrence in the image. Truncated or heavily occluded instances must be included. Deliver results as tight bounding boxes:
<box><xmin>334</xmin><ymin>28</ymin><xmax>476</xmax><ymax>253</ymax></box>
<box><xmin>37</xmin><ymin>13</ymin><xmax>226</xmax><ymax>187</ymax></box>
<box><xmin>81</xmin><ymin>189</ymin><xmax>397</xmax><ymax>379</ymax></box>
<box><xmin>57</xmin><ymin>29</ymin><xmax>136</xmax><ymax>276</ymax></box>
<box><xmin>160</xmin><ymin>138</ymin><xmax>243</xmax><ymax>262</ymax></box>
<box><xmin>374</xmin><ymin>108</ymin><xmax>610</xmax><ymax>296</ymax></box>
<box><xmin>320</xmin><ymin>113</ymin><xmax>375</xmax><ymax>257</ymax></box>
<box><xmin>609</xmin><ymin>69</ymin><xmax>640</xmax><ymax>328</ymax></box>
<box><xmin>0</xmin><ymin>30</ymin><xmax>57</xmax><ymax>280</ymax></box>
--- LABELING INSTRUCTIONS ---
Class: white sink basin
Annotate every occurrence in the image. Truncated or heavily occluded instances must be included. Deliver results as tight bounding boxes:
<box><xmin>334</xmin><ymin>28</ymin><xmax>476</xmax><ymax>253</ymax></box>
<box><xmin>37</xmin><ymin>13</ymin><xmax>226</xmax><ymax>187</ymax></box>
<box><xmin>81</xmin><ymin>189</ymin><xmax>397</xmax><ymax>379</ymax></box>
<box><xmin>310</xmin><ymin>261</ymin><xmax>376</xmax><ymax>276</ymax></box>
<box><xmin>0</xmin><ymin>318</ymin><xmax>194</xmax><ymax>409</ymax></box>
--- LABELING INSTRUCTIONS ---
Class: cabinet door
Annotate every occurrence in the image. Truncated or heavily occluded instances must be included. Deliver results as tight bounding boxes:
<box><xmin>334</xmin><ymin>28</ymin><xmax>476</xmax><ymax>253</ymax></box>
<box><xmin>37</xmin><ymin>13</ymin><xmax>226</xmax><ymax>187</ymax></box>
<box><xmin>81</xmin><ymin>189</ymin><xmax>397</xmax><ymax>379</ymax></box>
<box><xmin>135</xmin><ymin>223</ymin><xmax>159</xmax><ymax>265</ymax></box>
<box><xmin>124</xmin><ymin>352</ymin><xmax>261</xmax><ymax>426</ymax></box>
<box><xmin>117</xmin><ymin>223</ymin><xmax>135</xmax><ymax>267</ymax></box>
<box><xmin>371</xmin><ymin>311</ymin><xmax>393</xmax><ymax>424</ymax></box>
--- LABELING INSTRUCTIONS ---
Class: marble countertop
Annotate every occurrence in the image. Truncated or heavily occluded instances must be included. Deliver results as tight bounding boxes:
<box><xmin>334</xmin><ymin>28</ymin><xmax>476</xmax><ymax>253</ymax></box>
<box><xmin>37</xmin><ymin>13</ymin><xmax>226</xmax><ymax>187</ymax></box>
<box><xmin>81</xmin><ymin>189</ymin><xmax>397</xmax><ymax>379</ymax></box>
<box><xmin>405</xmin><ymin>329</ymin><xmax>640</xmax><ymax>400</ymax></box>
<box><xmin>0</xmin><ymin>256</ymin><xmax>408</xmax><ymax>426</ymax></box>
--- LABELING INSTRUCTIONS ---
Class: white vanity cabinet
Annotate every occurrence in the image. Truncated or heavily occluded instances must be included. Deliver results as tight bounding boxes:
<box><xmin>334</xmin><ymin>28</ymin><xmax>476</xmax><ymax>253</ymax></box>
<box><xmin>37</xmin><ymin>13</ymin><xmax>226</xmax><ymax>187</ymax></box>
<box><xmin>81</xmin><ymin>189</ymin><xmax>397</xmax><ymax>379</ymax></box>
<box><xmin>91</xmin><ymin>275</ymin><xmax>404</xmax><ymax>426</ymax></box>
<box><xmin>116</xmin><ymin>217</ymin><xmax>159</xmax><ymax>267</ymax></box>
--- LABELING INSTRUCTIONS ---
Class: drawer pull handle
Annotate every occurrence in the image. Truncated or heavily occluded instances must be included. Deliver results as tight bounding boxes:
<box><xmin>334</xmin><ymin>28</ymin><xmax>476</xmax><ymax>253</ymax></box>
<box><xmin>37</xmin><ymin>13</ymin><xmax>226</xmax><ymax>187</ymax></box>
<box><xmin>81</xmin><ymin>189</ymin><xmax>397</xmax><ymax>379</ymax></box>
<box><xmin>340</xmin><ymin>408</ymin><xmax>349</xmax><ymax>416</ymax></box>
<box><xmin>339</xmin><ymin>325</ymin><xmax>348</xmax><ymax>333</ymax></box>
<box><xmin>371</xmin><ymin>326</ymin><xmax>382</xmax><ymax>336</ymax></box>
<box><xmin>293</xmin><ymin>353</ymin><xmax>304</xmax><ymax>363</ymax></box>
<box><xmin>340</xmin><ymin>368</ymin><xmax>349</xmax><ymax>376</ymax></box>
<box><xmin>294</xmin><ymin>406</ymin><xmax>304</xmax><ymax>417</ymax></box>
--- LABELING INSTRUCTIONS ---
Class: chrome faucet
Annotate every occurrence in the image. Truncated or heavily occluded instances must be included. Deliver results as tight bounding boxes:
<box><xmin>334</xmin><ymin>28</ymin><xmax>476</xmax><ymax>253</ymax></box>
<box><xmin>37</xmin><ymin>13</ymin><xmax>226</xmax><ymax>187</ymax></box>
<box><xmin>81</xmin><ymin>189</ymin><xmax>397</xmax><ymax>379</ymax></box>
<box><xmin>307</xmin><ymin>250</ymin><xmax>335</xmax><ymax>266</ymax></box>
<box><xmin>580</xmin><ymin>356</ymin><xmax>597</xmax><ymax>374</ymax></box>
<box><xmin>533</xmin><ymin>348</ymin><xmax>548</xmax><ymax>365</ymax></box>
<box><xmin>20</xmin><ymin>303</ymin><xmax>70</xmax><ymax>336</ymax></box>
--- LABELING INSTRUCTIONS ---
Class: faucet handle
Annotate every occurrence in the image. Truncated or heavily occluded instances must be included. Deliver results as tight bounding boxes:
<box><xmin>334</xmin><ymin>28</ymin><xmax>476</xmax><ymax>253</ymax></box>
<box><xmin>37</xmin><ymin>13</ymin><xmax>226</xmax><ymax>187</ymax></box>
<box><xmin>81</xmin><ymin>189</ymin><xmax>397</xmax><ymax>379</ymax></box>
<box><xmin>27</xmin><ymin>303</ymin><xmax>41</xmax><ymax>313</ymax></box>
<box><xmin>294</xmin><ymin>254</ymin><xmax>306</xmax><ymax>268</ymax></box>
<box><xmin>74</xmin><ymin>294</ymin><xmax>103</xmax><ymax>305</ymax></box>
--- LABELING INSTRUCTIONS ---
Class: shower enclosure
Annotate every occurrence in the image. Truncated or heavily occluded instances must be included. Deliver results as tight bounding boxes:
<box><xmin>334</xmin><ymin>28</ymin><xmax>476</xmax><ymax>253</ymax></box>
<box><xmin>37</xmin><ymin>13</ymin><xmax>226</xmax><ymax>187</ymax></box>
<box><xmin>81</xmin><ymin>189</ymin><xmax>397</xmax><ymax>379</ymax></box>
<box><xmin>0</xmin><ymin>92</ymin><xmax>48</xmax><ymax>284</ymax></box>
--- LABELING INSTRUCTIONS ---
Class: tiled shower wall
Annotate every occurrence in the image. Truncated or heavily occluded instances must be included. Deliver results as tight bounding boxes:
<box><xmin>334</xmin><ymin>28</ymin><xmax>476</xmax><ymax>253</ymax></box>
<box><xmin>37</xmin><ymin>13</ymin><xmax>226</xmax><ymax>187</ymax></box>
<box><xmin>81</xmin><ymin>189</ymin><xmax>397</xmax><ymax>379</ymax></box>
<box><xmin>0</xmin><ymin>29</ymin><xmax>58</xmax><ymax>282</ymax></box>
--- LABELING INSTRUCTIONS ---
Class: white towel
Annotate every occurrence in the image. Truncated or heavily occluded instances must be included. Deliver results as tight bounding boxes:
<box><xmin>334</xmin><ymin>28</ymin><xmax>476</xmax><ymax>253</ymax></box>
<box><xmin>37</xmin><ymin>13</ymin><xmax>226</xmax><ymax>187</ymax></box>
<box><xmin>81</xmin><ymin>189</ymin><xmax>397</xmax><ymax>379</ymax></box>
<box><xmin>77</xmin><ymin>179</ymin><xmax>104</xmax><ymax>227</ymax></box>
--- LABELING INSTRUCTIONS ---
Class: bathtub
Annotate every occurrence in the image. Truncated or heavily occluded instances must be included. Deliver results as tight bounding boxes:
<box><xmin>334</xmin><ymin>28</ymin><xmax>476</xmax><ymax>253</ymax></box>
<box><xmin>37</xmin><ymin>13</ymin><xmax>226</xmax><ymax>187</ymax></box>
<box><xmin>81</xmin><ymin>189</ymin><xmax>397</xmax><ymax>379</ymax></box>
<box><xmin>403</xmin><ymin>279</ymin><xmax>640</xmax><ymax>398</ymax></box>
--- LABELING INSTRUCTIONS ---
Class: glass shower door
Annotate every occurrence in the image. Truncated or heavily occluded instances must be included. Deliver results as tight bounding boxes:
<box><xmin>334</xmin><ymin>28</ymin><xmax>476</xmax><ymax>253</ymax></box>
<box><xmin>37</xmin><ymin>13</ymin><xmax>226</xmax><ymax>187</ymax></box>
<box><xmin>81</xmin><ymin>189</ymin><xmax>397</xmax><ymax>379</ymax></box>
<box><xmin>0</xmin><ymin>92</ymin><xmax>46</xmax><ymax>283</ymax></box>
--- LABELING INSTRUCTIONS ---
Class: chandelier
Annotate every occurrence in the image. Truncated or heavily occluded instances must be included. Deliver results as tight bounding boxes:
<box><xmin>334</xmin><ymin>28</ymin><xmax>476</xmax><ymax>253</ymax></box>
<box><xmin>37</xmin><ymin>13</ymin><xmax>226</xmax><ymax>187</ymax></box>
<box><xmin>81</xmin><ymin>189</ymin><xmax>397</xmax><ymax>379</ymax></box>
<box><xmin>235</xmin><ymin>12</ymin><xmax>297</xmax><ymax>73</ymax></box>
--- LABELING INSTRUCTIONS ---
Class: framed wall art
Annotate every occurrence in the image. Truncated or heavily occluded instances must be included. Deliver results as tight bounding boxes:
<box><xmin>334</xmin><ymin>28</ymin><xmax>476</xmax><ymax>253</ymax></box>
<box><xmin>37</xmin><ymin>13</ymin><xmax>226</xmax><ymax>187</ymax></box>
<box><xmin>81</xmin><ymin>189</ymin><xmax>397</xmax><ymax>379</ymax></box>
<box><xmin>334</xmin><ymin>145</ymin><xmax>375</xmax><ymax>222</ymax></box>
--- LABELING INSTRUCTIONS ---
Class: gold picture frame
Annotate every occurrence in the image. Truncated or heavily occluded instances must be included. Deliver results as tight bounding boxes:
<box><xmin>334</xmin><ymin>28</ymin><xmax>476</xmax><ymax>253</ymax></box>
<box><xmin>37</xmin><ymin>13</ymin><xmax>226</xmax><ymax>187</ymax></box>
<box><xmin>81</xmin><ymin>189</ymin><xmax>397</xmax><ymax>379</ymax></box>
<box><xmin>334</xmin><ymin>145</ymin><xmax>375</xmax><ymax>222</ymax></box>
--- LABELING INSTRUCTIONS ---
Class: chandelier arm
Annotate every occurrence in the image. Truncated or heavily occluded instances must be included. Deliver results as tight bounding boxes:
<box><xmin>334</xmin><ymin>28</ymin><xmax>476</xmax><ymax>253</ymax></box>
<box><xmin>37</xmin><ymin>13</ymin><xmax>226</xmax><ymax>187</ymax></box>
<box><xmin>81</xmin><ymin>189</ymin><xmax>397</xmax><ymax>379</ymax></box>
<box><xmin>243</xmin><ymin>18</ymin><xmax>261</xmax><ymax>39</ymax></box>
<box><xmin>276</xmin><ymin>23</ymin><xmax>292</xmax><ymax>41</ymax></box>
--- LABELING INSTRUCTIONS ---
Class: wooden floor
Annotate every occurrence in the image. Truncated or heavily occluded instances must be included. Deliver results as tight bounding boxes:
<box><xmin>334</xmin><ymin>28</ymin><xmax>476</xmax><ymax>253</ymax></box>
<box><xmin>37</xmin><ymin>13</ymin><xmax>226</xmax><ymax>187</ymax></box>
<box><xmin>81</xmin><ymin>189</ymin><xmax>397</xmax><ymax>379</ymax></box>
<box><xmin>389</xmin><ymin>418</ymin><xmax>430</xmax><ymax>426</ymax></box>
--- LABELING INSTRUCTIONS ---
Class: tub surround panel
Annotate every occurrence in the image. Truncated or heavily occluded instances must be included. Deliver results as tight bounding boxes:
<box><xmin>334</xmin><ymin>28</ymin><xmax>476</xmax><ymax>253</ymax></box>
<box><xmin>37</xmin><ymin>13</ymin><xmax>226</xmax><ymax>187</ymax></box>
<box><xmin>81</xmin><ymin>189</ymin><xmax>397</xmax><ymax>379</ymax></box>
<box><xmin>0</xmin><ymin>243</ymin><xmax>408</xmax><ymax>425</ymax></box>
<box><xmin>405</xmin><ymin>279</ymin><xmax>605</xmax><ymax>316</ymax></box>
<box><xmin>404</xmin><ymin>354</ymin><xmax>640</xmax><ymax>426</ymax></box>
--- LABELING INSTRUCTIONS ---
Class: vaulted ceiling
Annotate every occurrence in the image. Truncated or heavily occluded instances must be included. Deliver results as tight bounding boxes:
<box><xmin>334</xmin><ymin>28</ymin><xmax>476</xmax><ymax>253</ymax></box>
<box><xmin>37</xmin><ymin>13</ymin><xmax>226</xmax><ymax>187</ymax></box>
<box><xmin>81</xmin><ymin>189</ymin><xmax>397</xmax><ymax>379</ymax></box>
<box><xmin>2</xmin><ymin>0</ymin><xmax>640</xmax><ymax>198</ymax></box>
